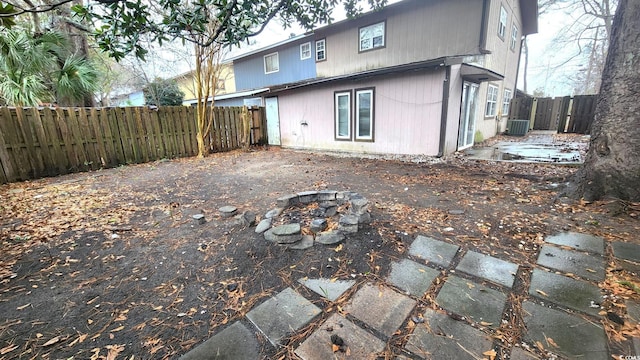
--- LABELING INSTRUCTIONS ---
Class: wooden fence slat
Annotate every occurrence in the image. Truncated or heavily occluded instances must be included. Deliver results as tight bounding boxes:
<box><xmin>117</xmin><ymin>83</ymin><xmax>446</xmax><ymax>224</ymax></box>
<box><xmin>41</xmin><ymin>108</ymin><xmax>68</xmax><ymax>174</ymax></box>
<box><xmin>173</xmin><ymin>107</ymin><xmax>187</xmax><ymax>156</ymax></box>
<box><xmin>65</xmin><ymin>107</ymin><xmax>91</xmax><ymax>170</ymax></box>
<box><xmin>105</xmin><ymin>108</ymin><xmax>126</xmax><ymax>164</ymax></box>
<box><xmin>159</xmin><ymin>107</ymin><xmax>176</xmax><ymax>157</ymax></box>
<box><xmin>88</xmin><ymin>108</ymin><xmax>108</xmax><ymax>167</ymax></box>
<box><xmin>212</xmin><ymin>107</ymin><xmax>223</xmax><ymax>152</ymax></box>
<box><xmin>149</xmin><ymin>109</ymin><xmax>165</xmax><ymax>159</ymax></box>
<box><xmin>116</xmin><ymin>107</ymin><xmax>135</xmax><ymax>163</ymax></box>
<box><xmin>123</xmin><ymin>107</ymin><xmax>142</xmax><ymax>163</ymax></box>
<box><xmin>76</xmin><ymin>108</ymin><xmax>100</xmax><ymax>169</ymax></box>
<box><xmin>133</xmin><ymin>107</ymin><xmax>150</xmax><ymax>162</ymax></box>
<box><xmin>0</xmin><ymin>107</ymin><xmax>17</xmax><ymax>182</ymax></box>
<box><xmin>139</xmin><ymin>108</ymin><xmax>157</xmax><ymax>160</ymax></box>
<box><xmin>54</xmin><ymin>108</ymin><xmax>81</xmax><ymax>171</ymax></box>
<box><xmin>178</xmin><ymin>107</ymin><xmax>192</xmax><ymax>156</ymax></box>
<box><xmin>14</xmin><ymin>107</ymin><xmax>42</xmax><ymax>178</ymax></box>
<box><xmin>183</xmin><ymin>106</ymin><xmax>197</xmax><ymax>156</ymax></box>
<box><xmin>29</xmin><ymin>108</ymin><xmax>56</xmax><ymax>175</ymax></box>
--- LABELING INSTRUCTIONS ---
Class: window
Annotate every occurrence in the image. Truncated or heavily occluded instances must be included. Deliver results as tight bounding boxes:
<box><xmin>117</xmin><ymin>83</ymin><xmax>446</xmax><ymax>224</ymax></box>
<box><xmin>335</xmin><ymin>91</ymin><xmax>351</xmax><ymax>140</ymax></box>
<box><xmin>359</xmin><ymin>22</ymin><xmax>385</xmax><ymax>52</ymax></box>
<box><xmin>510</xmin><ymin>24</ymin><xmax>519</xmax><ymax>50</ymax></box>
<box><xmin>316</xmin><ymin>39</ymin><xmax>326</xmax><ymax>61</ymax></box>
<box><xmin>485</xmin><ymin>84</ymin><xmax>499</xmax><ymax>117</ymax></box>
<box><xmin>300</xmin><ymin>42</ymin><xmax>311</xmax><ymax>60</ymax></box>
<box><xmin>264</xmin><ymin>52</ymin><xmax>279</xmax><ymax>74</ymax></box>
<box><xmin>355</xmin><ymin>88</ymin><xmax>374</xmax><ymax>141</ymax></box>
<box><xmin>215</xmin><ymin>79</ymin><xmax>225</xmax><ymax>90</ymax></box>
<box><xmin>502</xmin><ymin>89</ymin><xmax>512</xmax><ymax>116</ymax></box>
<box><xmin>498</xmin><ymin>5</ymin><xmax>507</xmax><ymax>39</ymax></box>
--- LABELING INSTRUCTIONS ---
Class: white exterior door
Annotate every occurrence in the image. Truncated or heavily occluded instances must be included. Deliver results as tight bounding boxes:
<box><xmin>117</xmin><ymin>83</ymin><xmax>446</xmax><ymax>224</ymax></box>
<box><xmin>265</xmin><ymin>97</ymin><xmax>281</xmax><ymax>146</ymax></box>
<box><xmin>458</xmin><ymin>82</ymin><xmax>479</xmax><ymax>150</ymax></box>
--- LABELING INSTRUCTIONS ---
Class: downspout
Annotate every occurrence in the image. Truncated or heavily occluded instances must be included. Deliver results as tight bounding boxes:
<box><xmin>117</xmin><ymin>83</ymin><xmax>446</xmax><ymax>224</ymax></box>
<box><xmin>479</xmin><ymin>0</ymin><xmax>491</xmax><ymax>54</ymax></box>
<box><xmin>437</xmin><ymin>66</ymin><xmax>451</xmax><ymax>157</ymax></box>
<box><xmin>514</xmin><ymin>35</ymin><xmax>526</xmax><ymax>93</ymax></box>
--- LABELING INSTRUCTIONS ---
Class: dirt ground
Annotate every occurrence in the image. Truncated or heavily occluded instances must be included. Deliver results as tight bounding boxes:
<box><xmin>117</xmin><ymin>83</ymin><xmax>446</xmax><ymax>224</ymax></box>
<box><xmin>1</xmin><ymin>136</ymin><xmax>639</xmax><ymax>359</ymax></box>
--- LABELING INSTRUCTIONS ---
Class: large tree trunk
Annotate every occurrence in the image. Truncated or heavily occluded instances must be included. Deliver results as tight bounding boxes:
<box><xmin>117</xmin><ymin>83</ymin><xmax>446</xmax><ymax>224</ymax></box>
<box><xmin>573</xmin><ymin>0</ymin><xmax>640</xmax><ymax>201</ymax></box>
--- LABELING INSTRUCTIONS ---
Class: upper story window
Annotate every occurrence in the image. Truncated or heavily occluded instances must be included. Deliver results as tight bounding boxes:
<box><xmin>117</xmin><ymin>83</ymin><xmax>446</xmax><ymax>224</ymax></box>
<box><xmin>264</xmin><ymin>52</ymin><xmax>279</xmax><ymax>74</ymax></box>
<box><xmin>498</xmin><ymin>5</ymin><xmax>507</xmax><ymax>40</ymax></box>
<box><xmin>502</xmin><ymin>89</ymin><xmax>512</xmax><ymax>116</ymax></box>
<box><xmin>316</xmin><ymin>39</ymin><xmax>326</xmax><ymax>61</ymax></box>
<box><xmin>486</xmin><ymin>84</ymin><xmax>499</xmax><ymax>117</ymax></box>
<box><xmin>300</xmin><ymin>42</ymin><xmax>311</xmax><ymax>60</ymax></box>
<box><xmin>510</xmin><ymin>24</ymin><xmax>519</xmax><ymax>50</ymax></box>
<box><xmin>359</xmin><ymin>21</ymin><xmax>385</xmax><ymax>52</ymax></box>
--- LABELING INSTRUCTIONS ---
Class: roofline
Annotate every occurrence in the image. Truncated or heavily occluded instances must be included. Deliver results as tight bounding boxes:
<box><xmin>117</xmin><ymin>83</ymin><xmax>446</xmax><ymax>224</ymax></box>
<box><xmin>520</xmin><ymin>0</ymin><xmax>539</xmax><ymax>35</ymax></box>
<box><xmin>226</xmin><ymin>33</ymin><xmax>313</xmax><ymax>62</ymax></box>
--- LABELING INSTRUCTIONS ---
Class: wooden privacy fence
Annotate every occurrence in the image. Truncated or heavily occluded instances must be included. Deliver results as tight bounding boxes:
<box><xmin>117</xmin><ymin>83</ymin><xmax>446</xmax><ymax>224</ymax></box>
<box><xmin>508</xmin><ymin>94</ymin><xmax>598</xmax><ymax>134</ymax></box>
<box><xmin>0</xmin><ymin>105</ymin><xmax>267</xmax><ymax>184</ymax></box>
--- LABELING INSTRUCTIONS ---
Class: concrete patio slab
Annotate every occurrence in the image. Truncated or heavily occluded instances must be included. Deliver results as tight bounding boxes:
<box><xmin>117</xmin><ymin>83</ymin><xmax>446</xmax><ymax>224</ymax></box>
<box><xmin>435</xmin><ymin>275</ymin><xmax>507</xmax><ymax>328</ymax></box>
<box><xmin>298</xmin><ymin>278</ymin><xmax>355</xmax><ymax>301</ymax></box>
<box><xmin>510</xmin><ymin>347</ymin><xmax>541</xmax><ymax>360</ymax></box>
<box><xmin>246</xmin><ymin>287</ymin><xmax>321</xmax><ymax>346</ymax></box>
<box><xmin>294</xmin><ymin>313</ymin><xmax>385</xmax><ymax>360</ymax></box>
<box><xmin>404</xmin><ymin>308</ymin><xmax>493</xmax><ymax>359</ymax></box>
<box><xmin>409</xmin><ymin>236</ymin><xmax>459</xmax><ymax>267</ymax></box>
<box><xmin>179</xmin><ymin>321</ymin><xmax>260</xmax><ymax>360</ymax></box>
<box><xmin>344</xmin><ymin>283</ymin><xmax>416</xmax><ymax>337</ymax></box>
<box><xmin>612</xmin><ymin>241</ymin><xmax>640</xmax><ymax>263</ymax></box>
<box><xmin>529</xmin><ymin>269</ymin><xmax>603</xmax><ymax>316</ymax></box>
<box><xmin>522</xmin><ymin>301</ymin><xmax>608</xmax><ymax>359</ymax></box>
<box><xmin>455</xmin><ymin>251</ymin><xmax>518</xmax><ymax>288</ymax></box>
<box><xmin>537</xmin><ymin>244</ymin><xmax>605</xmax><ymax>281</ymax></box>
<box><xmin>545</xmin><ymin>232</ymin><xmax>604</xmax><ymax>254</ymax></box>
<box><xmin>387</xmin><ymin>258</ymin><xmax>440</xmax><ymax>297</ymax></box>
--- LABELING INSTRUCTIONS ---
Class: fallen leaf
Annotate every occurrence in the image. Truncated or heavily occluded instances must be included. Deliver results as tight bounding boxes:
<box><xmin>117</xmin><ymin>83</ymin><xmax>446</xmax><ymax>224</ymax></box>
<box><xmin>483</xmin><ymin>349</ymin><xmax>497</xmax><ymax>360</ymax></box>
<box><xmin>43</xmin><ymin>336</ymin><xmax>61</xmax><ymax>346</ymax></box>
<box><xmin>479</xmin><ymin>321</ymin><xmax>493</xmax><ymax>326</ymax></box>
<box><xmin>332</xmin><ymin>344</ymin><xmax>340</xmax><ymax>352</ymax></box>
<box><xmin>586</xmin><ymin>268</ymin><xmax>596</xmax><ymax>273</ymax></box>
<box><xmin>110</xmin><ymin>326</ymin><xmax>125</xmax><ymax>332</ymax></box>
<box><xmin>1</xmin><ymin>345</ymin><xmax>18</xmax><ymax>355</ymax></box>
<box><xmin>546</xmin><ymin>337</ymin><xmax>559</xmax><ymax>348</ymax></box>
<box><xmin>535</xmin><ymin>289</ymin><xmax>548</xmax><ymax>297</ymax></box>
<box><xmin>535</xmin><ymin>340</ymin><xmax>544</xmax><ymax>351</ymax></box>
<box><xmin>106</xmin><ymin>344</ymin><xmax>125</xmax><ymax>360</ymax></box>
<box><xmin>16</xmin><ymin>303</ymin><xmax>30</xmax><ymax>310</ymax></box>
<box><xmin>334</xmin><ymin>244</ymin><xmax>343</xmax><ymax>252</ymax></box>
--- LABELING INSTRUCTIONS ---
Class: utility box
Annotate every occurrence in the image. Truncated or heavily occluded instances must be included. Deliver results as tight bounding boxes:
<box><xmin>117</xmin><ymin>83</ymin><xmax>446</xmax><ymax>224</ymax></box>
<box><xmin>506</xmin><ymin>119</ymin><xmax>530</xmax><ymax>136</ymax></box>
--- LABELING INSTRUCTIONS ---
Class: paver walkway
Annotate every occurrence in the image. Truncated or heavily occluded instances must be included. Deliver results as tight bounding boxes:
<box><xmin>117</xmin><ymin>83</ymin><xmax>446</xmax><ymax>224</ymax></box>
<box><xmin>180</xmin><ymin>232</ymin><xmax>640</xmax><ymax>359</ymax></box>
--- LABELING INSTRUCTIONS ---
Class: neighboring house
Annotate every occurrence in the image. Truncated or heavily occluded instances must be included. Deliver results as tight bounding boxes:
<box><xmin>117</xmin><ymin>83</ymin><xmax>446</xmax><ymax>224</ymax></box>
<box><xmin>173</xmin><ymin>63</ymin><xmax>236</xmax><ymax>106</ymax></box>
<box><xmin>227</xmin><ymin>0</ymin><xmax>537</xmax><ymax>155</ymax></box>
<box><xmin>110</xmin><ymin>90</ymin><xmax>145</xmax><ymax>106</ymax></box>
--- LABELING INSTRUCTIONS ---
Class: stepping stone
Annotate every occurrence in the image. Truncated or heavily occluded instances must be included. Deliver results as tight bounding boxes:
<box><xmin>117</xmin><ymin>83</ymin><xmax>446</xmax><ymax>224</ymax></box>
<box><xmin>405</xmin><ymin>309</ymin><xmax>493</xmax><ymax>360</ymax></box>
<box><xmin>344</xmin><ymin>283</ymin><xmax>416</xmax><ymax>337</ymax></box>
<box><xmin>255</xmin><ymin>218</ymin><xmax>271</xmax><ymax>234</ymax></box>
<box><xmin>528</xmin><ymin>269</ymin><xmax>603</xmax><ymax>316</ymax></box>
<box><xmin>218</xmin><ymin>205</ymin><xmax>237</xmax><ymax>218</ymax></box>
<box><xmin>271</xmin><ymin>223</ymin><xmax>302</xmax><ymax>244</ymax></box>
<box><xmin>264</xmin><ymin>208</ymin><xmax>283</xmax><ymax>219</ymax></box>
<box><xmin>456</xmin><ymin>251</ymin><xmax>518</xmax><ymax>288</ymax></box>
<box><xmin>627</xmin><ymin>300</ymin><xmax>640</xmax><ymax>323</ymax></box>
<box><xmin>537</xmin><ymin>245</ymin><xmax>605</xmax><ymax>281</ymax></box>
<box><xmin>288</xmin><ymin>235</ymin><xmax>314</xmax><ymax>250</ymax></box>
<box><xmin>294</xmin><ymin>313</ymin><xmax>385</xmax><ymax>360</ymax></box>
<box><xmin>545</xmin><ymin>232</ymin><xmax>604</xmax><ymax>254</ymax></box>
<box><xmin>298</xmin><ymin>278</ymin><xmax>355</xmax><ymax>301</ymax></box>
<box><xmin>246</xmin><ymin>287</ymin><xmax>321</xmax><ymax>346</ymax></box>
<box><xmin>387</xmin><ymin>258</ymin><xmax>439</xmax><ymax>297</ymax></box>
<box><xmin>277</xmin><ymin>194</ymin><xmax>299</xmax><ymax>208</ymax></box>
<box><xmin>338</xmin><ymin>214</ymin><xmax>358</xmax><ymax>233</ymax></box>
<box><xmin>191</xmin><ymin>214</ymin><xmax>205</xmax><ymax>225</ymax></box>
<box><xmin>409</xmin><ymin>236</ymin><xmax>459</xmax><ymax>267</ymax></box>
<box><xmin>435</xmin><ymin>275</ymin><xmax>506</xmax><ymax>328</ymax></box>
<box><xmin>179</xmin><ymin>321</ymin><xmax>259</xmax><ymax>360</ymax></box>
<box><xmin>317</xmin><ymin>190</ymin><xmax>337</xmax><ymax>201</ymax></box>
<box><xmin>510</xmin><ymin>347</ymin><xmax>541</xmax><ymax>360</ymax></box>
<box><xmin>522</xmin><ymin>301</ymin><xmax>608</xmax><ymax>359</ymax></box>
<box><xmin>297</xmin><ymin>191</ymin><xmax>319</xmax><ymax>204</ymax></box>
<box><xmin>315</xmin><ymin>230</ymin><xmax>345</xmax><ymax>245</ymax></box>
<box><xmin>612</xmin><ymin>241</ymin><xmax>640</xmax><ymax>263</ymax></box>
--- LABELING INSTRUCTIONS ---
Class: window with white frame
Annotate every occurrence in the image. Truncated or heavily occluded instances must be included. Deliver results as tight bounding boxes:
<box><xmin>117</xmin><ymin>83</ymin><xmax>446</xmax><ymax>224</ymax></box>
<box><xmin>355</xmin><ymin>88</ymin><xmax>374</xmax><ymax>141</ymax></box>
<box><xmin>300</xmin><ymin>42</ymin><xmax>311</xmax><ymax>60</ymax></box>
<box><xmin>359</xmin><ymin>22</ymin><xmax>385</xmax><ymax>52</ymax></box>
<box><xmin>316</xmin><ymin>39</ymin><xmax>326</xmax><ymax>61</ymax></box>
<box><xmin>502</xmin><ymin>89</ymin><xmax>512</xmax><ymax>116</ymax></box>
<box><xmin>498</xmin><ymin>5</ymin><xmax>507</xmax><ymax>39</ymax></box>
<box><xmin>486</xmin><ymin>84</ymin><xmax>499</xmax><ymax>117</ymax></box>
<box><xmin>264</xmin><ymin>52</ymin><xmax>279</xmax><ymax>74</ymax></box>
<box><xmin>510</xmin><ymin>24</ymin><xmax>518</xmax><ymax>50</ymax></box>
<box><xmin>335</xmin><ymin>91</ymin><xmax>351</xmax><ymax>140</ymax></box>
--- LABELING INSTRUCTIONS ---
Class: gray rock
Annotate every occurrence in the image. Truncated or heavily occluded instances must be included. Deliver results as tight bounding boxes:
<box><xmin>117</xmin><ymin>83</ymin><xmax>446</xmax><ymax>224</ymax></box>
<box><xmin>316</xmin><ymin>231</ymin><xmax>345</xmax><ymax>245</ymax></box>
<box><xmin>297</xmin><ymin>190</ymin><xmax>319</xmax><ymax>204</ymax></box>
<box><xmin>350</xmin><ymin>198</ymin><xmax>369</xmax><ymax>215</ymax></box>
<box><xmin>242</xmin><ymin>211</ymin><xmax>256</xmax><ymax>226</ymax></box>
<box><xmin>264</xmin><ymin>228</ymin><xmax>276</xmax><ymax>242</ymax></box>
<box><xmin>288</xmin><ymin>235</ymin><xmax>314</xmax><ymax>250</ymax></box>
<box><xmin>310</xmin><ymin>218</ymin><xmax>328</xmax><ymax>233</ymax></box>
<box><xmin>219</xmin><ymin>205</ymin><xmax>237</xmax><ymax>218</ymax></box>
<box><xmin>448</xmin><ymin>209</ymin><xmax>465</xmax><ymax>215</ymax></box>
<box><xmin>272</xmin><ymin>223</ymin><xmax>302</xmax><ymax>244</ymax></box>
<box><xmin>179</xmin><ymin>321</ymin><xmax>260</xmax><ymax>360</ymax></box>
<box><xmin>277</xmin><ymin>194</ymin><xmax>299</xmax><ymax>208</ymax></box>
<box><xmin>192</xmin><ymin>214</ymin><xmax>206</xmax><ymax>225</ymax></box>
<box><xmin>255</xmin><ymin>218</ymin><xmax>271</xmax><ymax>234</ymax></box>
<box><xmin>356</xmin><ymin>212</ymin><xmax>371</xmax><ymax>224</ymax></box>
<box><xmin>324</xmin><ymin>206</ymin><xmax>338</xmax><ymax>217</ymax></box>
<box><xmin>338</xmin><ymin>214</ymin><xmax>358</xmax><ymax>233</ymax></box>
<box><xmin>317</xmin><ymin>190</ymin><xmax>338</xmax><ymax>201</ymax></box>
<box><xmin>265</xmin><ymin>208</ymin><xmax>283</xmax><ymax>219</ymax></box>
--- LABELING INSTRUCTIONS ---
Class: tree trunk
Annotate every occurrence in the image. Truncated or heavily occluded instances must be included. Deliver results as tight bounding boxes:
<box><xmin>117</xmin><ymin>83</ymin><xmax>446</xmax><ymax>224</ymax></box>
<box><xmin>573</xmin><ymin>0</ymin><xmax>640</xmax><ymax>201</ymax></box>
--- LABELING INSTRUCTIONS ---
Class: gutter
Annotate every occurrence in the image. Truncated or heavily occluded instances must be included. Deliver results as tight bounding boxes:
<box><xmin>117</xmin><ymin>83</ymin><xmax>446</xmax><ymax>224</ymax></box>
<box><xmin>437</xmin><ymin>66</ymin><xmax>452</xmax><ymax>157</ymax></box>
<box><xmin>479</xmin><ymin>0</ymin><xmax>491</xmax><ymax>54</ymax></box>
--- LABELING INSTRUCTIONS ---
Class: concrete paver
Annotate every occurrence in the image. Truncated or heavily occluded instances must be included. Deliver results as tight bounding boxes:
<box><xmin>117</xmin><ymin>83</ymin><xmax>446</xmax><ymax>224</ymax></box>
<box><xmin>179</xmin><ymin>321</ymin><xmax>260</xmax><ymax>360</ymax></box>
<box><xmin>435</xmin><ymin>275</ymin><xmax>506</xmax><ymax>328</ymax></box>
<box><xmin>344</xmin><ymin>283</ymin><xmax>416</xmax><ymax>337</ymax></box>
<box><xmin>612</xmin><ymin>241</ymin><xmax>640</xmax><ymax>263</ymax></box>
<box><xmin>537</xmin><ymin>244</ymin><xmax>605</xmax><ymax>281</ymax></box>
<box><xmin>387</xmin><ymin>258</ymin><xmax>440</xmax><ymax>297</ymax></box>
<box><xmin>298</xmin><ymin>278</ymin><xmax>355</xmax><ymax>301</ymax></box>
<box><xmin>509</xmin><ymin>347</ymin><xmax>541</xmax><ymax>359</ymax></box>
<box><xmin>455</xmin><ymin>251</ymin><xmax>518</xmax><ymax>288</ymax></box>
<box><xmin>294</xmin><ymin>313</ymin><xmax>385</xmax><ymax>360</ymax></box>
<box><xmin>522</xmin><ymin>301</ymin><xmax>608</xmax><ymax>359</ymax></box>
<box><xmin>404</xmin><ymin>309</ymin><xmax>493</xmax><ymax>359</ymax></box>
<box><xmin>545</xmin><ymin>232</ymin><xmax>604</xmax><ymax>254</ymax></box>
<box><xmin>409</xmin><ymin>235</ymin><xmax>459</xmax><ymax>267</ymax></box>
<box><xmin>529</xmin><ymin>269</ymin><xmax>603</xmax><ymax>316</ymax></box>
<box><xmin>246</xmin><ymin>287</ymin><xmax>321</xmax><ymax>346</ymax></box>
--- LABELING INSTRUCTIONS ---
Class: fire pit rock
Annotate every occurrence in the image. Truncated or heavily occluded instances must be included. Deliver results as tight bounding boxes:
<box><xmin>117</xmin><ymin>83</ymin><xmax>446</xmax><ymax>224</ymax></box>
<box><xmin>258</xmin><ymin>190</ymin><xmax>371</xmax><ymax>249</ymax></box>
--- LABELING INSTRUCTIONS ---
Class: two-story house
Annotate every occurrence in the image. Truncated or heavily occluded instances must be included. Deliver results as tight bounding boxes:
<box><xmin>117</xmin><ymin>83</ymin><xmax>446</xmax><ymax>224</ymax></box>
<box><xmin>224</xmin><ymin>0</ymin><xmax>537</xmax><ymax>155</ymax></box>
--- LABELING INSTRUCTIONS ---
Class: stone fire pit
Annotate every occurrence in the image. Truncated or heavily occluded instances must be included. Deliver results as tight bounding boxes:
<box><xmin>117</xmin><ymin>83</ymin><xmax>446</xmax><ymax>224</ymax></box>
<box><xmin>255</xmin><ymin>190</ymin><xmax>370</xmax><ymax>249</ymax></box>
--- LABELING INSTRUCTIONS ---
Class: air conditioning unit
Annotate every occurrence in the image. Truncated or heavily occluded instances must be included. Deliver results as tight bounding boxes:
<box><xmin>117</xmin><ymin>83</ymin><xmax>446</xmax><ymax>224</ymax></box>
<box><xmin>506</xmin><ymin>119</ymin><xmax>530</xmax><ymax>136</ymax></box>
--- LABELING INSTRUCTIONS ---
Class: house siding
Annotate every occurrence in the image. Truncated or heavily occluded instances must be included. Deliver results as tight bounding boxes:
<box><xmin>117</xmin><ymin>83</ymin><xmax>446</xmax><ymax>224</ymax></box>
<box><xmin>277</xmin><ymin>69</ymin><xmax>446</xmax><ymax>156</ymax></box>
<box><xmin>234</xmin><ymin>41</ymin><xmax>317</xmax><ymax>91</ymax></box>
<box><xmin>315</xmin><ymin>0</ymin><xmax>484</xmax><ymax>78</ymax></box>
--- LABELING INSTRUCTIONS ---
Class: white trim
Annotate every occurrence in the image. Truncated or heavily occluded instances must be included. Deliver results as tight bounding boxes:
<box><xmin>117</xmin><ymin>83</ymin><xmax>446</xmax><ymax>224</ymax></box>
<box><xmin>316</xmin><ymin>39</ymin><xmax>326</xmax><ymax>61</ymax></box>
<box><xmin>264</xmin><ymin>52</ymin><xmax>279</xmax><ymax>74</ymax></box>
<box><xmin>355</xmin><ymin>89</ymin><xmax>374</xmax><ymax>140</ymax></box>
<box><xmin>510</xmin><ymin>24</ymin><xmax>519</xmax><ymax>50</ymax></box>
<box><xmin>498</xmin><ymin>5</ymin><xmax>507</xmax><ymax>39</ymax></box>
<box><xmin>335</xmin><ymin>91</ymin><xmax>351</xmax><ymax>140</ymax></box>
<box><xmin>485</xmin><ymin>84</ymin><xmax>499</xmax><ymax>117</ymax></box>
<box><xmin>300</xmin><ymin>42</ymin><xmax>311</xmax><ymax>60</ymax></box>
<box><xmin>359</xmin><ymin>22</ymin><xmax>385</xmax><ymax>51</ymax></box>
<box><xmin>502</xmin><ymin>88</ymin><xmax>513</xmax><ymax>115</ymax></box>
